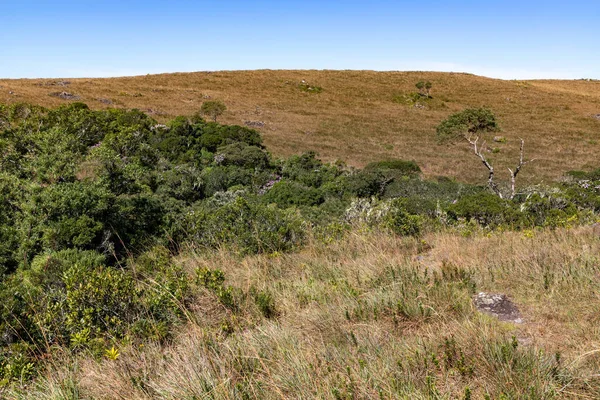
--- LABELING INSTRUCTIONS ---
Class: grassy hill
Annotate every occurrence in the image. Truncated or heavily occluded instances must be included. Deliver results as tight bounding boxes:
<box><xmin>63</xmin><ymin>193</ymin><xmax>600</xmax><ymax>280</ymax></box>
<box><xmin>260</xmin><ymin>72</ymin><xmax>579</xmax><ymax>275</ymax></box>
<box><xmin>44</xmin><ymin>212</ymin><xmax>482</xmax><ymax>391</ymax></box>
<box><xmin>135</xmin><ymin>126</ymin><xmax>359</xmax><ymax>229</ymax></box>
<box><xmin>2</xmin><ymin>70</ymin><xmax>600</xmax><ymax>184</ymax></box>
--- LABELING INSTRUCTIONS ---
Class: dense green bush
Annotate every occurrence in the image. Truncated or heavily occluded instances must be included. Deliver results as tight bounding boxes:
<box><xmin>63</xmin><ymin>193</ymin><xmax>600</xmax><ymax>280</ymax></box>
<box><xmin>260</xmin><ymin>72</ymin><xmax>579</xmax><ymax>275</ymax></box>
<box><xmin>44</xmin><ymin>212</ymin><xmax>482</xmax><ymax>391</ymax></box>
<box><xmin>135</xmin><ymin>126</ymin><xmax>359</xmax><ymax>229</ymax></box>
<box><xmin>199</xmin><ymin>123</ymin><xmax>263</xmax><ymax>152</ymax></box>
<box><xmin>344</xmin><ymin>198</ymin><xmax>422</xmax><ymax>237</ymax></box>
<box><xmin>216</xmin><ymin>142</ymin><xmax>270</xmax><ymax>169</ymax></box>
<box><xmin>447</xmin><ymin>192</ymin><xmax>526</xmax><ymax>228</ymax></box>
<box><xmin>383</xmin><ymin>199</ymin><xmax>423</xmax><ymax>236</ymax></box>
<box><xmin>364</xmin><ymin>159</ymin><xmax>421</xmax><ymax>176</ymax></box>
<box><xmin>436</xmin><ymin>108</ymin><xmax>499</xmax><ymax>143</ymax></box>
<box><xmin>200</xmin><ymin>100</ymin><xmax>227</xmax><ymax>122</ymax></box>
<box><xmin>63</xmin><ymin>263</ymin><xmax>139</xmax><ymax>344</ymax></box>
<box><xmin>281</xmin><ymin>151</ymin><xmax>341</xmax><ymax>188</ymax></box>
<box><xmin>384</xmin><ymin>176</ymin><xmax>481</xmax><ymax>203</ymax></box>
<box><xmin>345</xmin><ymin>170</ymin><xmax>388</xmax><ymax>198</ymax></box>
<box><xmin>263</xmin><ymin>180</ymin><xmax>324</xmax><ymax>207</ymax></box>
<box><xmin>185</xmin><ymin>197</ymin><xmax>305</xmax><ymax>254</ymax></box>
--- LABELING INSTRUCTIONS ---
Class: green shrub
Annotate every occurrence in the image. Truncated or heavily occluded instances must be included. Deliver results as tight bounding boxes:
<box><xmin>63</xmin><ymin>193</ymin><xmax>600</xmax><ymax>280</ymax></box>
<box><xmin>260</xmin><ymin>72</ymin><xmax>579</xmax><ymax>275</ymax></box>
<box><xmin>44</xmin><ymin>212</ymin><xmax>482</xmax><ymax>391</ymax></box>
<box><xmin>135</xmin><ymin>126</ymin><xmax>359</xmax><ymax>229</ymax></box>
<box><xmin>364</xmin><ymin>159</ymin><xmax>421</xmax><ymax>176</ymax></box>
<box><xmin>447</xmin><ymin>192</ymin><xmax>524</xmax><ymax>227</ymax></box>
<box><xmin>199</xmin><ymin>123</ymin><xmax>263</xmax><ymax>152</ymax></box>
<box><xmin>252</xmin><ymin>288</ymin><xmax>278</xmax><ymax>318</ymax></box>
<box><xmin>63</xmin><ymin>264</ymin><xmax>139</xmax><ymax>344</ymax></box>
<box><xmin>416</xmin><ymin>80</ymin><xmax>432</xmax><ymax>97</ymax></box>
<box><xmin>135</xmin><ymin>247</ymin><xmax>191</xmax><ymax>326</ymax></box>
<box><xmin>196</xmin><ymin>267</ymin><xmax>237</xmax><ymax>309</ymax></box>
<box><xmin>344</xmin><ymin>198</ymin><xmax>422</xmax><ymax>236</ymax></box>
<box><xmin>263</xmin><ymin>180</ymin><xmax>324</xmax><ymax>207</ymax></box>
<box><xmin>200</xmin><ymin>100</ymin><xmax>227</xmax><ymax>122</ymax></box>
<box><xmin>383</xmin><ymin>176</ymin><xmax>481</xmax><ymax>203</ymax></box>
<box><xmin>155</xmin><ymin>164</ymin><xmax>204</xmax><ymax>203</ymax></box>
<box><xmin>436</xmin><ymin>108</ymin><xmax>499</xmax><ymax>143</ymax></box>
<box><xmin>298</xmin><ymin>81</ymin><xmax>323</xmax><ymax>93</ymax></box>
<box><xmin>345</xmin><ymin>170</ymin><xmax>388</xmax><ymax>198</ymax></box>
<box><xmin>393</xmin><ymin>92</ymin><xmax>425</xmax><ymax>106</ymax></box>
<box><xmin>185</xmin><ymin>197</ymin><xmax>305</xmax><ymax>254</ymax></box>
<box><xmin>384</xmin><ymin>199</ymin><xmax>423</xmax><ymax>236</ymax></box>
<box><xmin>280</xmin><ymin>152</ymin><xmax>343</xmax><ymax>188</ymax></box>
<box><xmin>566</xmin><ymin>168</ymin><xmax>600</xmax><ymax>181</ymax></box>
<box><xmin>215</xmin><ymin>142</ymin><xmax>270</xmax><ymax>169</ymax></box>
<box><xmin>561</xmin><ymin>179</ymin><xmax>600</xmax><ymax>212</ymax></box>
<box><xmin>201</xmin><ymin>166</ymin><xmax>254</xmax><ymax>197</ymax></box>
<box><xmin>0</xmin><ymin>343</ymin><xmax>35</xmax><ymax>386</ymax></box>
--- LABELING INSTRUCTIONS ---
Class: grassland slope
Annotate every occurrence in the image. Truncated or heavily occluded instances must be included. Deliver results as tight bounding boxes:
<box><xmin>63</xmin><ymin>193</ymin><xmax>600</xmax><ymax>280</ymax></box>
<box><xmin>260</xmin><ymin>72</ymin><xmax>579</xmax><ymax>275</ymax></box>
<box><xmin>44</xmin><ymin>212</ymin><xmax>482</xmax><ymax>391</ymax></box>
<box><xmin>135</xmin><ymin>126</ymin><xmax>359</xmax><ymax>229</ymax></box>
<box><xmin>2</xmin><ymin>70</ymin><xmax>600</xmax><ymax>184</ymax></box>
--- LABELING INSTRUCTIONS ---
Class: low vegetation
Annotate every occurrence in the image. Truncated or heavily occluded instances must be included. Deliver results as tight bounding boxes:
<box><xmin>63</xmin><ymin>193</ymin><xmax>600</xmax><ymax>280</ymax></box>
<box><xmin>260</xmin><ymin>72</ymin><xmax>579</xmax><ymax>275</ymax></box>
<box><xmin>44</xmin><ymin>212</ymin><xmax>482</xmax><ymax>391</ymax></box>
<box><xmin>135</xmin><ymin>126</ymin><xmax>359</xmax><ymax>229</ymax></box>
<box><xmin>1</xmin><ymin>102</ymin><xmax>600</xmax><ymax>398</ymax></box>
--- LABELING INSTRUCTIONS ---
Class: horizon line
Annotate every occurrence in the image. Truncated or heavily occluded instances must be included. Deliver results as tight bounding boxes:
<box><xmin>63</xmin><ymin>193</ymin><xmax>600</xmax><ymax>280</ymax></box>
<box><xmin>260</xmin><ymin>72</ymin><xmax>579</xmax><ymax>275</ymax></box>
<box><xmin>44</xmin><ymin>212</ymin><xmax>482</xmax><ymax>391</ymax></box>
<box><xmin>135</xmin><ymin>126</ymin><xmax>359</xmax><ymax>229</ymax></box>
<box><xmin>2</xmin><ymin>69</ymin><xmax>598</xmax><ymax>82</ymax></box>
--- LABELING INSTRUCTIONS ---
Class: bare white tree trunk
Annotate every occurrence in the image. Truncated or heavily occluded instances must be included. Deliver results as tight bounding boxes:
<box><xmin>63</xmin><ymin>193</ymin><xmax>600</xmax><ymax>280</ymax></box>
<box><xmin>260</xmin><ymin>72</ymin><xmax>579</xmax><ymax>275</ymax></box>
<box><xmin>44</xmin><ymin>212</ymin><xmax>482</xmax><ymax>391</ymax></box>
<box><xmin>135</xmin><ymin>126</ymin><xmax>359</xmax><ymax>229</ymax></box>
<box><xmin>467</xmin><ymin>135</ymin><xmax>503</xmax><ymax>198</ymax></box>
<box><xmin>466</xmin><ymin>135</ymin><xmax>533</xmax><ymax>199</ymax></box>
<box><xmin>507</xmin><ymin>138</ymin><xmax>534</xmax><ymax>200</ymax></box>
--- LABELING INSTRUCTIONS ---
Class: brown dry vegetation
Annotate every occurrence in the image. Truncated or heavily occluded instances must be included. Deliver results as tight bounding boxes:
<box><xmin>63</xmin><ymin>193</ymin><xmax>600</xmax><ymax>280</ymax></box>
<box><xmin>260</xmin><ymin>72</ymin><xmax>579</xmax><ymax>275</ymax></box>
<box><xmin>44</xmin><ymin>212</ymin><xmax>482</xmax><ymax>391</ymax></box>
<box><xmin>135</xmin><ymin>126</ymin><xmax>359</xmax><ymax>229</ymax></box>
<box><xmin>2</xmin><ymin>71</ymin><xmax>600</xmax><ymax>184</ymax></box>
<box><xmin>7</xmin><ymin>226</ymin><xmax>600</xmax><ymax>399</ymax></box>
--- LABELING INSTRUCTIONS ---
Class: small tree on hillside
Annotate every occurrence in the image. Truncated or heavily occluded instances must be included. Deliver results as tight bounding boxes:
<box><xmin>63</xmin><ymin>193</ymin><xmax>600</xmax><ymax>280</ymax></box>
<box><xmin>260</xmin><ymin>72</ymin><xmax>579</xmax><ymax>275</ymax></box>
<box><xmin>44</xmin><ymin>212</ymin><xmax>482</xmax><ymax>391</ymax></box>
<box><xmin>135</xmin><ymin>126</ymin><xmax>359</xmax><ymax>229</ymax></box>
<box><xmin>436</xmin><ymin>108</ymin><xmax>533</xmax><ymax>199</ymax></box>
<box><xmin>201</xmin><ymin>100</ymin><xmax>227</xmax><ymax>122</ymax></box>
<box><xmin>416</xmin><ymin>80</ymin><xmax>432</xmax><ymax>98</ymax></box>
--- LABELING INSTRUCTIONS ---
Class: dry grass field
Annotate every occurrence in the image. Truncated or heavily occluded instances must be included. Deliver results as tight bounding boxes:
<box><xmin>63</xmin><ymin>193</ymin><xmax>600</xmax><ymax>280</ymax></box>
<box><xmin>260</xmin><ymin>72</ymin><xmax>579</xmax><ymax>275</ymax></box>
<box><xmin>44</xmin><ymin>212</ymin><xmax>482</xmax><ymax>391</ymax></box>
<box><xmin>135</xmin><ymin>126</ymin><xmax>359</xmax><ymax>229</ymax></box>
<box><xmin>2</xmin><ymin>70</ymin><xmax>600</xmax><ymax>184</ymax></box>
<box><xmin>8</xmin><ymin>226</ymin><xmax>600</xmax><ymax>399</ymax></box>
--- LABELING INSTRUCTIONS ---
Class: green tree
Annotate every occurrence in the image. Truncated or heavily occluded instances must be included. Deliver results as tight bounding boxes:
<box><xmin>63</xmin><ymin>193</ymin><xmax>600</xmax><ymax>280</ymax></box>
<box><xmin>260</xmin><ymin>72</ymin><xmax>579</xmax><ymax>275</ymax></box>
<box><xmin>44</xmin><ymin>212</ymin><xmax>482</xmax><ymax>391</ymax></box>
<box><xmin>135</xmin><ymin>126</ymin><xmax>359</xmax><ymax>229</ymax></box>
<box><xmin>416</xmin><ymin>80</ymin><xmax>433</xmax><ymax>97</ymax></box>
<box><xmin>436</xmin><ymin>108</ymin><xmax>499</xmax><ymax>143</ymax></box>
<box><xmin>201</xmin><ymin>100</ymin><xmax>227</xmax><ymax>122</ymax></box>
<box><xmin>436</xmin><ymin>108</ymin><xmax>531</xmax><ymax>199</ymax></box>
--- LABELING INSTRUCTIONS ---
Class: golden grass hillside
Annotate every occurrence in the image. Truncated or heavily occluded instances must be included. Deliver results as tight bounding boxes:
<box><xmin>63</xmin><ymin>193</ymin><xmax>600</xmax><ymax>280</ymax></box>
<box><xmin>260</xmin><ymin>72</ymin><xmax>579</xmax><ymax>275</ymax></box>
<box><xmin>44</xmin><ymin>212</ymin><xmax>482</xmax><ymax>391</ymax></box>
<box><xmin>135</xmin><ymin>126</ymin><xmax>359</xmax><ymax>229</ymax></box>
<box><xmin>2</xmin><ymin>71</ymin><xmax>600</xmax><ymax>184</ymax></box>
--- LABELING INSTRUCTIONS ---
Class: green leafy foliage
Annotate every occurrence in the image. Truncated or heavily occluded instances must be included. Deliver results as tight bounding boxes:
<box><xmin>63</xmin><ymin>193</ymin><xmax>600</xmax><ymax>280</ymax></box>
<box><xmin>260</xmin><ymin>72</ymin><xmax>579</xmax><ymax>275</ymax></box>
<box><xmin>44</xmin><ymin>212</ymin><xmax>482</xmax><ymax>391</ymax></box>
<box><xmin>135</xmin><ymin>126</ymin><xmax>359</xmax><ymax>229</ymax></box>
<box><xmin>436</xmin><ymin>108</ymin><xmax>499</xmax><ymax>143</ymax></box>
<box><xmin>263</xmin><ymin>180</ymin><xmax>324</xmax><ymax>207</ymax></box>
<box><xmin>185</xmin><ymin>197</ymin><xmax>305</xmax><ymax>254</ymax></box>
<box><xmin>447</xmin><ymin>192</ymin><xmax>522</xmax><ymax>227</ymax></box>
<box><xmin>298</xmin><ymin>81</ymin><xmax>323</xmax><ymax>93</ymax></box>
<box><xmin>200</xmin><ymin>100</ymin><xmax>227</xmax><ymax>122</ymax></box>
<box><xmin>383</xmin><ymin>199</ymin><xmax>423</xmax><ymax>236</ymax></box>
<box><xmin>415</xmin><ymin>80</ymin><xmax>432</xmax><ymax>97</ymax></box>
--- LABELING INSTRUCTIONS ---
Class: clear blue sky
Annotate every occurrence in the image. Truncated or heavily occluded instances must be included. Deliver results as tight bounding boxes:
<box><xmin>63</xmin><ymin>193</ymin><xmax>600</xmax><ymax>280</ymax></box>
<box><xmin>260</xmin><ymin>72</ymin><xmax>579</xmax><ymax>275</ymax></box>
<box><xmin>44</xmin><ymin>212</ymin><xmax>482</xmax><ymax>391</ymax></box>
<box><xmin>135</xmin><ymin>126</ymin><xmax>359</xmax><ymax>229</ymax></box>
<box><xmin>1</xmin><ymin>0</ymin><xmax>598</xmax><ymax>79</ymax></box>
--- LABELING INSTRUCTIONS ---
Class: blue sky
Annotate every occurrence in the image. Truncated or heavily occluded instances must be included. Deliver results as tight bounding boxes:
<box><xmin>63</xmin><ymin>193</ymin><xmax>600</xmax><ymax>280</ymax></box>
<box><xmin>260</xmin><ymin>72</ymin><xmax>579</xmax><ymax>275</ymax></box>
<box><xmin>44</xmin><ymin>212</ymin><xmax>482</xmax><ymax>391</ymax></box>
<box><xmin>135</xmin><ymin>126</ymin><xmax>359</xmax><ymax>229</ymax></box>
<box><xmin>1</xmin><ymin>0</ymin><xmax>598</xmax><ymax>79</ymax></box>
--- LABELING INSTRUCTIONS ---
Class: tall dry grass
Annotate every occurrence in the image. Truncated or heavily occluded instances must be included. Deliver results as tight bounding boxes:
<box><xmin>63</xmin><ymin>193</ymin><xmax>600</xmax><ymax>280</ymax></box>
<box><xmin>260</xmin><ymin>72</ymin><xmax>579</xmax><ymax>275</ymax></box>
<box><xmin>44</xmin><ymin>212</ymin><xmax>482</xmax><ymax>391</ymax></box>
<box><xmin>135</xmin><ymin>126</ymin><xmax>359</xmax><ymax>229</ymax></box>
<box><xmin>7</xmin><ymin>226</ymin><xmax>600</xmax><ymax>399</ymax></box>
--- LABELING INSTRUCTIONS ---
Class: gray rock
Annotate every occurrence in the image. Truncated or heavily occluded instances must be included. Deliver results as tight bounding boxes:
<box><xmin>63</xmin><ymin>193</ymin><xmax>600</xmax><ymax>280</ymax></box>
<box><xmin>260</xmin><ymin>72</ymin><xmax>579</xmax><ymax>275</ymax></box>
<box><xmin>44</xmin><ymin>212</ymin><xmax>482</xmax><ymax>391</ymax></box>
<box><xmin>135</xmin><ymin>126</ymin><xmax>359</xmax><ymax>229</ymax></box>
<box><xmin>145</xmin><ymin>108</ymin><xmax>166</xmax><ymax>116</ymax></box>
<box><xmin>244</xmin><ymin>120</ymin><xmax>265</xmax><ymax>128</ymax></box>
<box><xmin>473</xmin><ymin>292</ymin><xmax>522</xmax><ymax>323</ymax></box>
<box><xmin>593</xmin><ymin>114</ymin><xmax>600</xmax><ymax>120</ymax></box>
<box><xmin>49</xmin><ymin>91</ymin><xmax>80</xmax><ymax>100</ymax></box>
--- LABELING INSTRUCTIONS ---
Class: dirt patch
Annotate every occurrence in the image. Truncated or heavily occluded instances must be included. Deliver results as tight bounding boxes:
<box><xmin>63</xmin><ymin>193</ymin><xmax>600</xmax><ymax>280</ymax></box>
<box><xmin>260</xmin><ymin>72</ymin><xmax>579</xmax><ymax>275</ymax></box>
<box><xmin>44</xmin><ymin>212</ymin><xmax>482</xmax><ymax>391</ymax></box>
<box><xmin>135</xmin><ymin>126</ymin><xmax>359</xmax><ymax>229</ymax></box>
<box><xmin>473</xmin><ymin>292</ymin><xmax>523</xmax><ymax>323</ymax></box>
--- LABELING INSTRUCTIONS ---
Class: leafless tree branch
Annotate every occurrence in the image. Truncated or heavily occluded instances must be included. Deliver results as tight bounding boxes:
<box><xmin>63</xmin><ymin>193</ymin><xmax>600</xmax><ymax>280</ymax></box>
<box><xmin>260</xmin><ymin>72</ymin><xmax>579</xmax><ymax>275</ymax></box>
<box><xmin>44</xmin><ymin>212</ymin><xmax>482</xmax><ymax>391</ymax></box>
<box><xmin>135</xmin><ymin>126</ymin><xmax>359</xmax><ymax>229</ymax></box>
<box><xmin>507</xmin><ymin>138</ymin><xmax>535</xmax><ymax>199</ymax></box>
<box><xmin>466</xmin><ymin>134</ymin><xmax>502</xmax><ymax>198</ymax></box>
